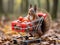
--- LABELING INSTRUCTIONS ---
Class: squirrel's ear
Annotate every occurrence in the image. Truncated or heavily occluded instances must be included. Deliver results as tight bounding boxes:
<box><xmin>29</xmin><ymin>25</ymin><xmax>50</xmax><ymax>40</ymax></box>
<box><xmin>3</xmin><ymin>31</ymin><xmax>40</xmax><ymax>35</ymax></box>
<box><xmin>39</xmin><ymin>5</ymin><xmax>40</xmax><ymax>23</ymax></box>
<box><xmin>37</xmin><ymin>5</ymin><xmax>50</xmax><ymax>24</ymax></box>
<box><xmin>34</xmin><ymin>5</ymin><xmax>37</xmax><ymax>12</ymax></box>
<box><xmin>30</xmin><ymin>4</ymin><xmax>32</xmax><ymax>8</ymax></box>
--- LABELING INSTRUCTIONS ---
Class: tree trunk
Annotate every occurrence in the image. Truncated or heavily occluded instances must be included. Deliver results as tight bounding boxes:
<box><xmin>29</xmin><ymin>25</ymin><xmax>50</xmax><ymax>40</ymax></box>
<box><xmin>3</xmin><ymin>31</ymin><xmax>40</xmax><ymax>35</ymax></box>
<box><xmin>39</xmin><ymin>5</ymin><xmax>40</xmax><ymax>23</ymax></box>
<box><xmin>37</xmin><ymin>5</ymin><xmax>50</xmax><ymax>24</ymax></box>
<box><xmin>0</xmin><ymin>0</ymin><xmax>3</xmax><ymax>13</ymax></box>
<box><xmin>38</xmin><ymin>0</ymin><xmax>40</xmax><ymax>8</ymax></box>
<box><xmin>21</xmin><ymin>0</ymin><xmax>28</xmax><ymax>13</ymax></box>
<box><xmin>8</xmin><ymin>0</ymin><xmax>14</xmax><ymax>13</ymax></box>
<box><xmin>52</xmin><ymin>0</ymin><xmax>58</xmax><ymax>19</ymax></box>
<box><xmin>46</xmin><ymin>0</ymin><xmax>49</xmax><ymax>12</ymax></box>
<box><xmin>25</xmin><ymin>0</ymin><xmax>28</xmax><ymax>12</ymax></box>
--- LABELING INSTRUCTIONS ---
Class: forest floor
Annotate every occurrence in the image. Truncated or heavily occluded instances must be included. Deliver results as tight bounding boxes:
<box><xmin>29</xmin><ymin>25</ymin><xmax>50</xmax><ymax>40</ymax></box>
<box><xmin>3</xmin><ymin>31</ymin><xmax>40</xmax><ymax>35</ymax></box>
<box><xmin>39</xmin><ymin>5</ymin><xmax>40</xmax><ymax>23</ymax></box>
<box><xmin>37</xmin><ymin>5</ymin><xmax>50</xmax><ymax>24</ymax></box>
<box><xmin>0</xmin><ymin>20</ymin><xmax>60</xmax><ymax>45</ymax></box>
<box><xmin>40</xmin><ymin>21</ymin><xmax>60</xmax><ymax>45</ymax></box>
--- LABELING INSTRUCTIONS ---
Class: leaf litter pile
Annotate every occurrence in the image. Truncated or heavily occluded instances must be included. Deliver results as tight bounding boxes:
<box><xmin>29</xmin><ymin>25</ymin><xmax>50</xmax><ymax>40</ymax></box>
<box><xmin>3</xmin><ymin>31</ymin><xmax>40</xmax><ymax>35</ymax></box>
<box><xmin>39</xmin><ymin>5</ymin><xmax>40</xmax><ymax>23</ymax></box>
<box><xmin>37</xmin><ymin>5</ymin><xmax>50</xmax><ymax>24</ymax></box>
<box><xmin>0</xmin><ymin>21</ymin><xmax>60</xmax><ymax>45</ymax></box>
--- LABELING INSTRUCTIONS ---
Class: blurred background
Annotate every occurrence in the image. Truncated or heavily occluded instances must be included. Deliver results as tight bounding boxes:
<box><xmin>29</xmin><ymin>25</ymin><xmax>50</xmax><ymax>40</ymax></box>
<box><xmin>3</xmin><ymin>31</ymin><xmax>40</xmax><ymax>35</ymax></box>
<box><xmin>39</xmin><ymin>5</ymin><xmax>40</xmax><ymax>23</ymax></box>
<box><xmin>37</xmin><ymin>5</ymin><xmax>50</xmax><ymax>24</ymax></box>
<box><xmin>0</xmin><ymin>0</ymin><xmax>60</xmax><ymax>45</ymax></box>
<box><xmin>0</xmin><ymin>0</ymin><xmax>60</xmax><ymax>21</ymax></box>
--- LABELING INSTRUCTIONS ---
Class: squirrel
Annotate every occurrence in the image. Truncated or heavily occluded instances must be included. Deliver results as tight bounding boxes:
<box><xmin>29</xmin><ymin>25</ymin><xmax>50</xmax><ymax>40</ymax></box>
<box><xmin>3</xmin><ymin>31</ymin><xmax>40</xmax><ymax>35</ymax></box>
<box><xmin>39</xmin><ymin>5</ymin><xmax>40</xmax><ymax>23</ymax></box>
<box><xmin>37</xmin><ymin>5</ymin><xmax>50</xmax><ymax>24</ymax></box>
<box><xmin>26</xmin><ymin>4</ymin><xmax>39</xmax><ymax>21</ymax></box>
<box><xmin>26</xmin><ymin>5</ymin><xmax>43</xmax><ymax>36</ymax></box>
